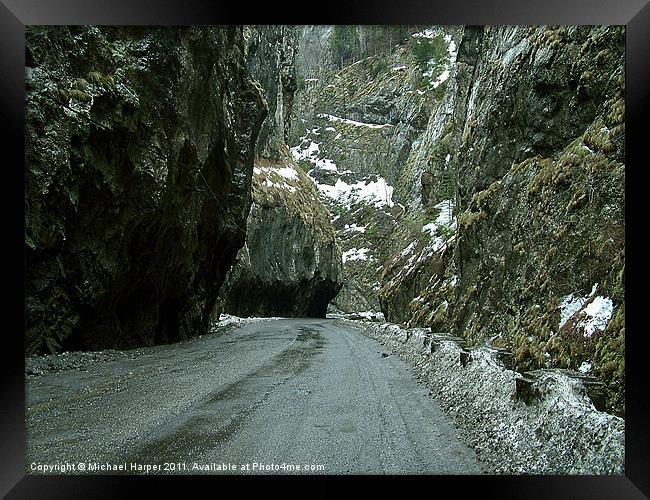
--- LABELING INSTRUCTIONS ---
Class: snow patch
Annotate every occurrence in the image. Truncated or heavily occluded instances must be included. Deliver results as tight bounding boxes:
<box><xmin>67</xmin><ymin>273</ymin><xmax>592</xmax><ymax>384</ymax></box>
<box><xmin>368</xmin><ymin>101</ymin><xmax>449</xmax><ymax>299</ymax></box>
<box><xmin>254</xmin><ymin>164</ymin><xmax>300</xmax><ymax>193</ymax></box>
<box><xmin>579</xmin><ymin>296</ymin><xmax>614</xmax><ymax>337</ymax></box>
<box><xmin>559</xmin><ymin>295</ymin><xmax>587</xmax><ymax>329</ymax></box>
<box><xmin>318</xmin><ymin>113</ymin><xmax>391</xmax><ymax>130</ymax></box>
<box><xmin>316</xmin><ymin>177</ymin><xmax>394</xmax><ymax>208</ymax></box>
<box><xmin>578</xmin><ymin>361</ymin><xmax>592</xmax><ymax>374</ymax></box>
<box><xmin>421</xmin><ymin>199</ymin><xmax>456</xmax><ymax>237</ymax></box>
<box><xmin>432</xmin><ymin>69</ymin><xmax>451</xmax><ymax>89</ymax></box>
<box><xmin>290</xmin><ymin>139</ymin><xmax>339</xmax><ymax>173</ymax></box>
<box><xmin>559</xmin><ymin>284</ymin><xmax>614</xmax><ymax>337</ymax></box>
<box><xmin>412</xmin><ymin>28</ymin><xmax>437</xmax><ymax>39</ymax></box>
<box><xmin>342</xmin><ymin>248</ymin><xmax>370</xmax><ymax>263</ymax></box>
<box><xmin>344</xmin><ymin>223</ymin><xmax>366</xmax><ymax>233</ymax></box>
<box><xmin>217</xmin><ymin>313</ymin><xmax>285</xmax><ymax>326</ymax></box>
<box><xmin>354</xmin><ymin>310</ymin><xmax>386</xmax><ymax>321</ymax></box>
<box><xmin>400</xmin><ymin>241</ymin><xmax>417</xmax><ymax>257</ymax></box>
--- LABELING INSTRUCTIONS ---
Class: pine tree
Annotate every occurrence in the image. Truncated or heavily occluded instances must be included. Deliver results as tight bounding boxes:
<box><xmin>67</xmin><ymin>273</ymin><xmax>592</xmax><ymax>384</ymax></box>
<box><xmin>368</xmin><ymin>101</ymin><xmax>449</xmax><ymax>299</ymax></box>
<box><xmin>331</xmin><ymin>26</ymin><xmax>357</xmax><ymax>68</ymax></box>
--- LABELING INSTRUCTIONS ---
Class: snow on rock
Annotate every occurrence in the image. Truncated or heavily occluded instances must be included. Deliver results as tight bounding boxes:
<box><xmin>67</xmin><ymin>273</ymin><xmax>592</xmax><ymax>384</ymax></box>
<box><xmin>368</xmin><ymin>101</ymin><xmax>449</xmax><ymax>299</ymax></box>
<box><xmin>339</xmin><ymin>318</ymin><xmax>624</xmax><ymax>474</ymax></box>
<box><xmin>417</xmin><ymin>30</ymin><xmax>458</xmax><ymax>89</ymax></box>
<box><xmin>445</xmin><ymin>34</ymin><xmax>458</xmax><ymax>63</ymax></box>
<box><xmin>290</xmin><ymin>139</ymin><xmax>319</xmax><ymax>162</ymax></box>
<box><xmin>559</xmin><ymin>283</ymin><xmax>614</xmax><ymax>336</ymax></box>
<box><xmin>421</xmin><ymin>222</ymin><xmax>437</xmax><ymax>236</ymax></box>
<box><xmin>342</xmin><ymin>247</ymin><xmax>370</xmax><ymax>263</ymax></box>
<box><xmin>315</xmin><ymin>158</ymin><xmax>338</xmax><ymax>171</ymax></box>
<box><xmin>559</xmin><ymin>294</ymin><xmax>587</xmax><ymax>329</ymax></box>
<box><xmin>387</xmin><ymin>200</ymin><xmax>457</xmax><ymax>287</ymax></box>
<box><xmin>255</xmin><ymin>165</ymin><xmax>298</xmax><ymax>181</ymax></box>
<box><xmin>254</xmin><ymin>164</ymin><xmax>300</xmax><ymax>193</ymax></box>
<box><xmin>579</xmin><ymin>296</ymin><xmax>614</xmax><ymax>337</ymax></box>
<box><xmin>290</xmin><ymin>138</ymin><xmax>339</xmax><ymax>173</ymax></box>
<box><xmin>400</xmin><ymin>241</ymin><xmax>418</xmax><ymax>257</ymax></box>
<box><xmin>316</xmin><ymin>177</ymin><xmax>394</xmax><ymax>208</ymax></box>
<box><xmin>216</xmin><ymin>313</ymin><xmax>285</xmax><ymax>327</ymax></box>
<box><xmin>412</xmin><ymin>28</ymin><xmax>437</xmax><ymax>39</ymax></box>
<box><xmin>354</xmin><ymin>310</ymin><xmax>386</xmax><ymax>321</ymax></box>
<box><xmin>343</xmin><ymin>223</ymin><xmax>366</xmax><ymax>233</ymax></box>
<box><xmin>317</xmin><ymin>113</ymin><xmax>392</xmax><ymax>130</ymax></box>
<box><xmin>578</xmin><ymin>361</ymin><xmax>593</xmax><ymax>374</ymax></box>
<box><xmin>421</xmin><ymin>199</ymin><xmax>456</xmax><ymax>239</ymax></box>
<box><xmin>432</xmin><ymin>69</ymin><xmax>451</xmax><ymax>89</ymax></box>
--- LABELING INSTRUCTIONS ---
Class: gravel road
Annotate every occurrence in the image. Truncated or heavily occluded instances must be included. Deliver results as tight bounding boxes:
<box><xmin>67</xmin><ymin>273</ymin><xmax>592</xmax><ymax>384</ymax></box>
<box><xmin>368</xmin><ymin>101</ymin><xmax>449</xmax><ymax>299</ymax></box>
<box><xmin>26</xmin><ymin>318</ymin><xmax>483</xmax><ymax>474</ymax></box>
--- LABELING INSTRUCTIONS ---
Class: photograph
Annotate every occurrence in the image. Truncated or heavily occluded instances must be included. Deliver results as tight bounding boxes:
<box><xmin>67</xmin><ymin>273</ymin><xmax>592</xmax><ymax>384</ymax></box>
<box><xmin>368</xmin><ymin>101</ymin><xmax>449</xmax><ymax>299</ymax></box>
<box><xmin>2</xmin><ymin>1</ymin><xmax>648</xmax><ymax>496</ymax></box>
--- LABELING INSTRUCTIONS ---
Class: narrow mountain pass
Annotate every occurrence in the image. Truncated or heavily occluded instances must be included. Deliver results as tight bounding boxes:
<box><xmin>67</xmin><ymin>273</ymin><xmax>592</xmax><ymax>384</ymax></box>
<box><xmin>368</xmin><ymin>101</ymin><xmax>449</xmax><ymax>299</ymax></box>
<box><xmin>26</xmin><ymin>319</ymin><xmax>483</xmax><ymax>474</ymax></box>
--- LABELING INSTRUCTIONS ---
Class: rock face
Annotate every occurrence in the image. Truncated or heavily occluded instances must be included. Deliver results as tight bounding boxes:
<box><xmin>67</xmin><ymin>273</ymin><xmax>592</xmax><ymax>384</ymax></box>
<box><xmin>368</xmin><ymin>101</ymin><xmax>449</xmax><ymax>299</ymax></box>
<box><xmin>290</xmin><ymin>27</ymin><xmax>458</xmax><ymax>313</ymax></box>
<box><xmin>25</xmin><ymin>26</ymin><xmax>266</xmax><ymax>353</ymax></box>
<box><xmin>217</xmin><ymin>26</ymin><xmax>342</xmax><ymax>318</ymax></box>
<box><xmin>219</xmin><ymin>159</ymin><xmax>342</xmax><ymax>317</ymax></box>
<box><xmin>379</xmin><ymin>26</ymin><xmax>625</xmax><ymax>415</ymax></box>
<box><xmin>295</xmin><ymin>26</ymin><xmax>335</xmax><ymax>79</ymax></box>
<box><xmin>244</xmin><ymin>26</ymin><xmax>297</xmax><ymax>160</ymax></box>
<box><xmin>293</xmin><ymin>25</ymin><xmax>624</xmax><ymax>415</ymax></box>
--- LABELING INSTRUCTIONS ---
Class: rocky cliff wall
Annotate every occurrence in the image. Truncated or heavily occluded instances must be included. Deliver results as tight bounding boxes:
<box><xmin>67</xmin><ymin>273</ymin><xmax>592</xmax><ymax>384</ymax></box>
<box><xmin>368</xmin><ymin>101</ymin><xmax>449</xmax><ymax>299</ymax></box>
<box><xmin>380</xmin><ymin>26</ymin><xmax>625</xmax><ymax>415</ymax></box>
<box><xmin>290</xmin><ymin>27</ymin><xmax>458</xmax><ymax>313</ymax></box>
<box><xmin>295</xmin><ymin>26</ymin><xmax>334</xmax><ymax>79</ymax></box>
<box><xmin>290</xmin><ymin>39</ymin><xmax>444</xmax><ymax>193</ymax></box>
<box><xmin>25</xmin><ymin>26</ymin><xmax>266</xmax><ymax>353</ymax></box>
<box><xmin>217</xmin><ymin>26</ymin><xmax>343</xmax><ymax>317</ymax></box>
<box><xmin>292</xmin><ymin>25</ymin><xmax>625</xmax><ymax>415</ymax></box>
<box><xmin>219</xmin><ymin>159</ymin><xmax>342</xmax><ymax>317</ymax></box>
<box><xmin>244</xmin><ymin>26</ymin><xmax>297</xmax><ymax>160</ymax></box>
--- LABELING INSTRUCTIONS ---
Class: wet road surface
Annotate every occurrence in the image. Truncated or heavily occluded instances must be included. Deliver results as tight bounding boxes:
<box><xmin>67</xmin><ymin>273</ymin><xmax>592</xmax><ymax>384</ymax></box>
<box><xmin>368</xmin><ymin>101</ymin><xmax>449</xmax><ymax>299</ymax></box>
<box><xmin>26</xmin><ymin>319</ymin><xmax>483</xmax><ymax>474</ymax></box>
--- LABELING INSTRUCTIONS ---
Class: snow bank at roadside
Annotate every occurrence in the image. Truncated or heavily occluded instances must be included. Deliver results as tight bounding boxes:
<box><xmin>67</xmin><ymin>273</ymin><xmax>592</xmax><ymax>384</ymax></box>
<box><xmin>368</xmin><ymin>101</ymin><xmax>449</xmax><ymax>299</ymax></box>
<box><xmin>215</xmin><ymin>313</ymin><xmax>286</xmax><ymax>328</ymax></box>
<box><xmin>338</xmin><ymin>318</ymin><xmax>624</xmax><ymax>474</ymax></box>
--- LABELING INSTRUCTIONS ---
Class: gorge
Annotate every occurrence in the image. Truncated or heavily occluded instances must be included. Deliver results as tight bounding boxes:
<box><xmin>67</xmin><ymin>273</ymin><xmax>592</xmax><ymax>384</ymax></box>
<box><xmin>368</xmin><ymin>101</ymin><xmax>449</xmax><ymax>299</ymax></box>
<box><xmin>25</xmin><ymin>25</ymin><xmax>625</xmax><ymax>475</ymax></box>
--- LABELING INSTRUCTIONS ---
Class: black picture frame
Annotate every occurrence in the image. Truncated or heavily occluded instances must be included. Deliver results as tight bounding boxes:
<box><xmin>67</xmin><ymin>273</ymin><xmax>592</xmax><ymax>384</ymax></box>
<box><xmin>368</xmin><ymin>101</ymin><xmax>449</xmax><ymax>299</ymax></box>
<box><xmin>3</xmin><ymin>1</ymin><xmax>648</xmax><ymax>497</ymax></box>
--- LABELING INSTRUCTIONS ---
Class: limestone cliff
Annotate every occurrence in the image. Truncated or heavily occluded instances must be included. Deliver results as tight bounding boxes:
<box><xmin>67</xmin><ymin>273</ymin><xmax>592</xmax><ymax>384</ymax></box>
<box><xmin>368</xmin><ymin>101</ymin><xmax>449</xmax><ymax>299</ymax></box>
<box><xmin>244</xmin><ymin>25</ymin><xmax>297</xmax><ymax>160</ymax></box>
<box><xmin>293</xmin><ymin>25</ymin><xmax>625</xmax><ymax>415</ymax></box>
<box><xmin>217</xmin><ymin>26</ymin><xmax>342</xmax><ymax>317</ymax></box>
<box><xmin>220</xmin><ymin>159</ymin><xmax>342</xmax><ymax>317</ymax></box>
<box><xmin>290</xmin><ymin>27</ymin><xmax>458</xmax><ymax>313</ymax></box>
<box><xmin>381</xmin><ymin>26</ymin><xmax>625</xmax><ymax>415</ymax></box>
<box><xmin>25</xmin><ymin>26</ymin><xmax>266</xmax><ymax>353</ymax></box>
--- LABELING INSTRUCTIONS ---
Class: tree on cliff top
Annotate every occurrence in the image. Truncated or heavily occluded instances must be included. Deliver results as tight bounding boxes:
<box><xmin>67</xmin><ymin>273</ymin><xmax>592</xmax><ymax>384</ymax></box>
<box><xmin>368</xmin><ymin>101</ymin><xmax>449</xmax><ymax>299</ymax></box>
<box><xmin>330</xmin><ymin>26</ymin><xmax>416</xmax><ymax>69</ymax></box>
<box><xmin>331</xmin><ymin>25</ymin><xmax>357</xmax><ymax>68</ymax></box>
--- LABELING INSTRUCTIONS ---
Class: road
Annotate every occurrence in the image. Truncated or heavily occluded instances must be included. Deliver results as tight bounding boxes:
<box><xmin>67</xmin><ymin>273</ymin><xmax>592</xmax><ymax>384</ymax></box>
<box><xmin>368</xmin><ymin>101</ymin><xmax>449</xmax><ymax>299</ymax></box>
<box><xmin>26</xmin><ymin>318</ymin><xmax>483</xmax><ymax>474</ymax></box>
